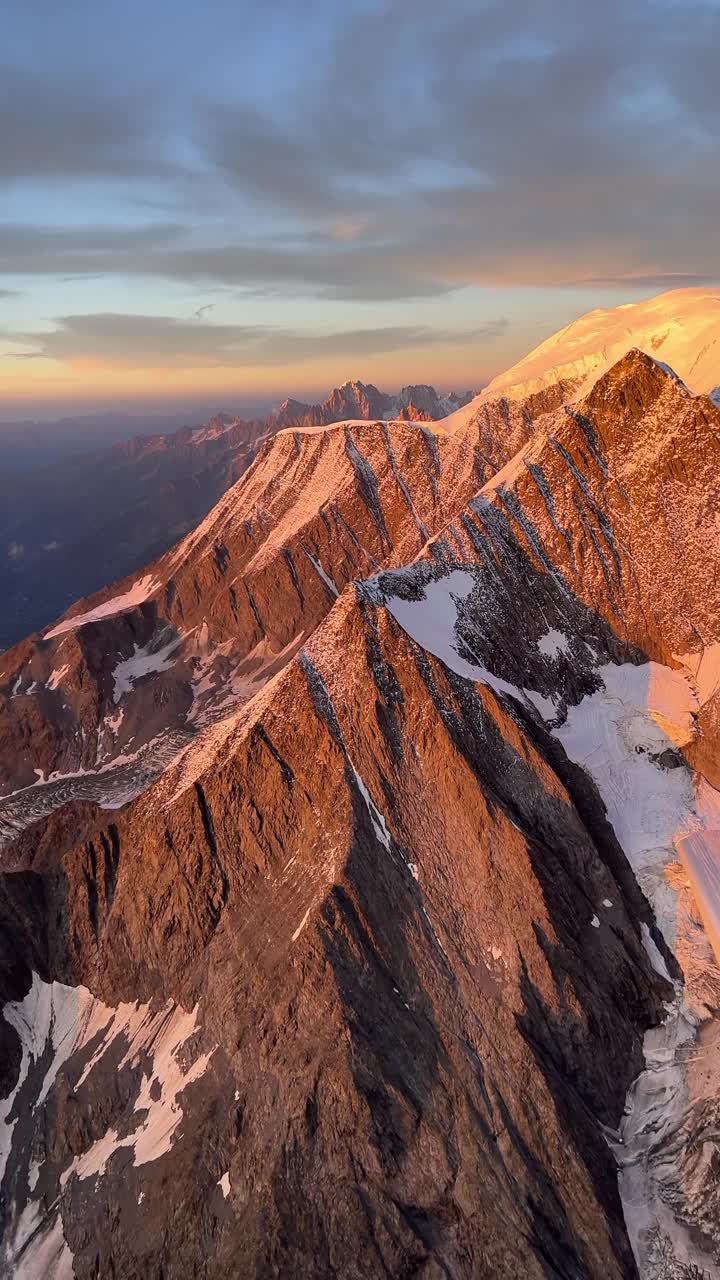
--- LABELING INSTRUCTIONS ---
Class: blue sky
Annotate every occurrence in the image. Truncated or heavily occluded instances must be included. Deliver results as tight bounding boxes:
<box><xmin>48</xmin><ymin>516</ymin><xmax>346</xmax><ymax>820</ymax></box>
<box><xmin>1</xmin><ymin>0</ymin><xmax>719</xmax><ymax>414</ymax></box>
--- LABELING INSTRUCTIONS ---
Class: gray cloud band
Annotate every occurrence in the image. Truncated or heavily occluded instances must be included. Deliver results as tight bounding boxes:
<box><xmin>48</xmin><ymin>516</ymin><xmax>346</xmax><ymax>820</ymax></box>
<box><xmin>2</xmin><ymin>312</ymin><xmax>506</xmax><ymax>368</ymax></box>
<box><xmin>0</xmin><ymin>0</ymin><xmax>718</xmax><ymax>299</ymax></box>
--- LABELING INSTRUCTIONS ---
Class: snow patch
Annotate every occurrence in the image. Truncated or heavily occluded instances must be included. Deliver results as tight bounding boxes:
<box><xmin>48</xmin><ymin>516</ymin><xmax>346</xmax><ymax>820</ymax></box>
<box><xmin>47</xmin><ymin>664</ymin><xmax>69</xmax><ymax>691</ymax></box>
<box><xmin>45</xmin><ymin>574</ymin><xmax>159</xmax><ymax>639</ymax></box>
<box><xmin>640</xmin><ymin>923</ymin><xmax>672</xmax><ymax>982</ymax></box>
<box><xmin>105</xmin><ymin>706</ymin><xmax>124</xmax><ymax>735</ymax></box>
<box><xmin>291</xmin><ymin>907</ymin><xmax>311</xmax><ymax>943</ymax></box>
<box><xmin>302</xmin><ymin>545</ymin><xmax>339</xmax><ymax>597</ymax></box>
<box><xmin>676</xmin><ymin>830</ymin><xmax>720</xmax><ymax>962</ymax></box>
<box><xmin>537</xmin><ymin>628</ymin><xmax>570</xmax><ymax>659</ymax></box>
<box><xmin>351</xmin><ymin>764</ymin><xmax>392</xmax><ymax>851</ymax></box>
<box><xmin>553</xmin><ymin>662</ymin><xmax>698</xmax><ymax>863</ymax></box>
<box><xmin>66</xmin><ymin>1000</ymin><xmax>212</xmax><ymax>1176</ymax></box>
<box><xmin>381</xmin><ymin>569</ymin><xmax>556</xmax><ymax>717</ymax></box>
<box><xmin>676</xmin><ymin>642</ymin><xmax>720</xmax><ymax>707</ymax></box>
<box><xmin>4</xmin><ymin>1202</ymin><xmax>74</xmax><ymax>1280</ymax></box>
<box><xmin>112</xmin><ymin>632</ymin><xmax>183</xmax><ymax>703</ymax></box>
<box><xmin>545</xmin><ymin>657</ymin><xmax>720</xmax><ymax>1274</ymax></box>
<box><xmin>0</xmin><ymin>974</ymin><xmax>213</xmax><ymax>1202</ymax></box>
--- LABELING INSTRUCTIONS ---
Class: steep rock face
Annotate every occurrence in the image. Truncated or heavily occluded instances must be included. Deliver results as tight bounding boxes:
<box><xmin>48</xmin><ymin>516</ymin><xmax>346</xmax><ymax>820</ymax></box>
<box><xmin>369</xmin><ymin>351</ymin><xmax>720</xmax><ymax>1275</ymax></box>
<box><xmin>444</xmin><ymin>351</ymin><xmax>720</xmax><ymax>662</ymax></box>
<box><xmin>0</xmin><ymin>402</ymin><xmax>540</xmax><ymax>846</ymax></box>
<box><xmin>0</xmin><ymin>581</ymin><xmax>666</xmax><ymax>1279</ymax></box>
<box><xmin>0</xmin><ymin>383</ymin><xmax>475</xmax><ymax>653</ymax></box>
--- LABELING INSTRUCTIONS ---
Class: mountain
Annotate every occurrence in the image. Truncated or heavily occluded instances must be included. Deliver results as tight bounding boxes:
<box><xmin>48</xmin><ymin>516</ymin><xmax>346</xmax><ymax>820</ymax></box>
<box><xmin>0</xmin><ymin>384</ymin><xmax>476</xmax><ymax>653</ymax></box>
<box><xmin>477</xmin><ymin>285</ymin><xmax>720</xmax><ymax>406</ymax></box>
<box><xmin>271</xmin><ymin>380</ymin><xmax>475</xmax><ymax>428</ymax></box>
<box><xmin>0</xmin><ymin>393</ymin><xmax>537</xmax><ymax>820</ymax></box>
<box><xmin>0</xmin><ymin>409</ymin><xmax>233</xmax><ymax>474</ymax></box>
<box><xmin>2</xmin><ymin>313</ymin><xmax>720</xmax><ymax>1275</ymax></box>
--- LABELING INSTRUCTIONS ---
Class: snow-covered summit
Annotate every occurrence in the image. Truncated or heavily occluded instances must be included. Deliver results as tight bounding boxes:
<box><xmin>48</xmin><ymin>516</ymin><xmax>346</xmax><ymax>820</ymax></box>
<box><xmin>487</xmin><ymin>287</ymin><xmax>720</xmax><ymax>404</ymax></box>
<box><xmin>441</xmin><ymin>288</ymin><xmax>720</xmax><ymax>434</ymax></box>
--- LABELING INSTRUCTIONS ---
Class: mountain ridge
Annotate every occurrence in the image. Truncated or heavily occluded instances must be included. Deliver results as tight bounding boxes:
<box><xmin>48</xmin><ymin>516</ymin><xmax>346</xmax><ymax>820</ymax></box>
<box><xmin>0</xmin><ymin>380</ymin><xmax>475</xmax><ymax>652</ymax></box>
<box><xmin>3</xmin><ymin>312</ymin><xmax>720</xmax><ymax>1276</ymax></box>
<box><xmin>271</xmin><ymin>380</ymin><xmax>475</xmax><ymax>428</ymax></box>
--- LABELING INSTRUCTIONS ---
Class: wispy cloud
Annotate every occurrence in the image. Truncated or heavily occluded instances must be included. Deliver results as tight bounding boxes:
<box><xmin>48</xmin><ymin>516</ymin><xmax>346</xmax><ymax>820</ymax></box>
<box><xmin>2</xmin><ymin>312</ymin><xmax>505</xmax><ymax>370</ymax></box>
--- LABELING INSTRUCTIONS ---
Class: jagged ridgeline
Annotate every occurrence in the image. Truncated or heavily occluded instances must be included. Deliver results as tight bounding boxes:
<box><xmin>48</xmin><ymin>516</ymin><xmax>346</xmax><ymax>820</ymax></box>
<box><xmin>1</xmin><ymin>290</ymin><xmax>720</xmax><ymax>1278</ymax></box>
<box><xmin>0</xmin><ymin>382</ymin><xmax>475</xmax><ymax>652</ymax></box>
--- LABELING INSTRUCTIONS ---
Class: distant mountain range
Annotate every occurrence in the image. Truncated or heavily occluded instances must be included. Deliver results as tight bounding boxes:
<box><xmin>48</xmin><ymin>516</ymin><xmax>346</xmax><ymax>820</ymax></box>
<box><xmin>0</xmin><ymin>381</ymin><xmax>475</xmax><ymax>649</ymax></box>
<box><xmin>0</xmin><ymin>408</ymin><xmax>241</xmax><ymax>473</ymax></box>
<box><xmin>270</xmin><ymin>380</ymin><xmax>474</xmax><ymax>426</ymax></box>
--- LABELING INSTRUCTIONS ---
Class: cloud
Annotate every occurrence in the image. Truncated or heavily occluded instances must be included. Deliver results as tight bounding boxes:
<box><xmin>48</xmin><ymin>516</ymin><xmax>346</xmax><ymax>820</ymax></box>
<box><xmin>2</xmin><ymin>311</ymin><xmax>505</xmax><ymax>370</ymax></box>
<box><xmin>196</xmin><ymin>0</ymin><xmax>720</xmax><ymax>290</ymax></box>
<box><xmin>0</xmin><ymin>223</ymin><xmax>460</xmax><ymax>300</ymax></box>
<box><xmin>7</xmin><ymin>542</ymin><xmax>24</xmax><ymax>560</ymax></box>
<box><xmin>1</xmin><ymin>0</ymin><xmax>719</xmax><ymax>306</ymax></box>
<box><xmin>0</xmin><ymin>223</ymin><xmax>184</xmax><ymax>272</ymax></box>
<box><xmin>569</xmin><ymin>272</ymin><xmax>720</xmax><ymax>292</ymax></box>
<box><xmin>0</xmin><ymin>65</ymin><xmax>175</xmax><ymax>184</ymax></box>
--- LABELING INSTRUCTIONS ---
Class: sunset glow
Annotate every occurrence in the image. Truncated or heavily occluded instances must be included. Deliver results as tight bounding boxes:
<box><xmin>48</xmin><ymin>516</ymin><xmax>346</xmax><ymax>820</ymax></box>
<box><xmin>2</xmin><ymin>0</ymin><xmax>719</xmax><ymax>415</ymax></box>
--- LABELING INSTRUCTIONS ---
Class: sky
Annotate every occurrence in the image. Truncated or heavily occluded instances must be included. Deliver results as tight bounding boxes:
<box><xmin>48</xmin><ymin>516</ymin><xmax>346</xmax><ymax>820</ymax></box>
<box><xmin>1</xmin><ymin>0</ymin><xmax>719</xmax><ymax>417</ymax></box>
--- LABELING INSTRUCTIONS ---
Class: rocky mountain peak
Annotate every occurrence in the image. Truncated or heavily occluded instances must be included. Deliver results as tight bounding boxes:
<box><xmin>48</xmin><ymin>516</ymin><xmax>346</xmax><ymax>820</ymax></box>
<box><xmin>269</xmin><ymin>379</ymin><xmax>477</xmax><ymax>431</ymax></box>
<box><xmin>3</xmin><ymin>302</ymin><xmax>720</xmax><ymax>1277</ymax></box>
<box><xmin>584</xmin><ymin>346</ymin><xmax>686</xmax><ymax>411</ymax></box>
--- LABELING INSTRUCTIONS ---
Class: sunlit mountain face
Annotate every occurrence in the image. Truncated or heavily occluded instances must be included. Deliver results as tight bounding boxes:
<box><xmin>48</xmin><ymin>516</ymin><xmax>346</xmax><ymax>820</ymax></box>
<box><xmin>2</xmin><ymin>291</ymin><xmax>720</xmax><ymax>1277</ymax></box>
<box><xmin>0</xmin><ymin>380</ymin><xmax>475</xmax><ymax>650</ymax></box>
<box><xmin>3</xmin><ymin>0</ymin><xmax>720</xmax><ymax>1276</ymax></box>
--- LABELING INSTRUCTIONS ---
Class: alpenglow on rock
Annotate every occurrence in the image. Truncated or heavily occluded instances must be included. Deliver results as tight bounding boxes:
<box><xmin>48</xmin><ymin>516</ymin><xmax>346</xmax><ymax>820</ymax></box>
<box><xmin>2</xmin><ymin>295</ymin><xmax>720</xmax><ymax>1277</ymax></box>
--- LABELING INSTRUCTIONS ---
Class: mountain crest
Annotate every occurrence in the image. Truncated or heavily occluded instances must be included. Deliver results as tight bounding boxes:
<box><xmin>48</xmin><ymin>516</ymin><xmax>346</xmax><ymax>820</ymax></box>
<box><xmin>481</xmin><ymin>287</ymin><xmax>720</xmax><ymax>407</ymax></box>
<box><xmin>572</xmin><ymin>347</ymin><xmax>695</xmax><ymax>466</ymax></box>
<box><xmin>6</xmin><ymin>293</ymin><xmax>720</xmax><ymax>1278</ymax></box>
<box><xmin>270</xmin><ymin>380</ymin><xmax>476</xmax><ymax>430</ymax></box>
<box><xmin>583</xmin><ymin>347</ymin><xmax>688</xmax><ymax>414</ymax></box>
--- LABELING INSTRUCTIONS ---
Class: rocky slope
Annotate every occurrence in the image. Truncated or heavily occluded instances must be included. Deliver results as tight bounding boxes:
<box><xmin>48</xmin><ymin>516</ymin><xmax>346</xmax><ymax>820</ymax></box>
<box><xmin>0</xmin><ymin>385</ymin><xmax>474</xmax><ymax>653</ymax></box>
<box><xmin>2</xmin><ymin>347</ymin><xmax>720</xmax><ymax>1277</ymax></box>
<box><xmin>0</xmin><ymin>393</ymin><xmax>539</xmax><ymax>847</ymax></box>
<box><xmin>371</xmin><ymin>351</ymin><xmax>720</xmax><ymax>1276</ymax></box>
